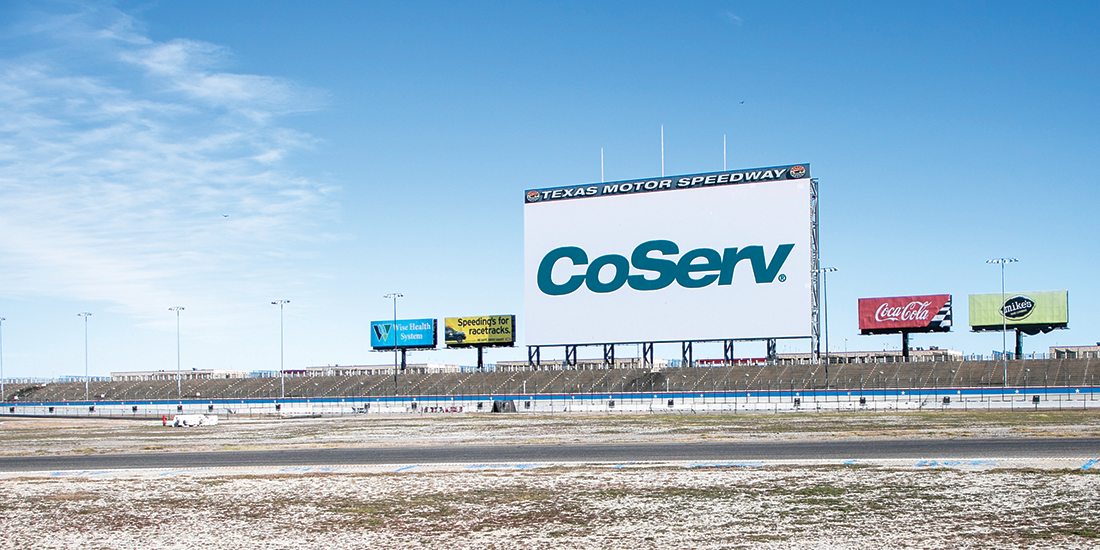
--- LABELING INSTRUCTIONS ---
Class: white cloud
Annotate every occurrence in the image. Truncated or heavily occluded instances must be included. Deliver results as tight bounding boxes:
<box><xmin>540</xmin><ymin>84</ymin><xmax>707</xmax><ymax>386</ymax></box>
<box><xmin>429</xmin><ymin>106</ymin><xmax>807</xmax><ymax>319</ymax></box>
<box><xmin>723</xmin><ymin>11</ymin><xmax>744</xmax><ymax>25</ymax></box>
<box><xmin>0</xmin><ymin>5</ymin><xmax>337</xmax><ymax>335</ymax></box>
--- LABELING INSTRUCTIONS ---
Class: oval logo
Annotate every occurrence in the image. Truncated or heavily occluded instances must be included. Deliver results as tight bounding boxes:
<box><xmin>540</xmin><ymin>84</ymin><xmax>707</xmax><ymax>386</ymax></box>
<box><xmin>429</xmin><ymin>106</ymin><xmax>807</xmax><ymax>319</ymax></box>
<box><xmin>526</xmin><ymin>190</ymin><xmax>541</xmax><ymax>202</ymax></box>
<box><xmin>1002</xmin><ymin>295</ymin><xmax>1034</xmax><ymax>320</ymax></box>
<box><xmin>789</xmin><ymin>165</ymin><xmax>807</xmax><ymax>178</ymax></box>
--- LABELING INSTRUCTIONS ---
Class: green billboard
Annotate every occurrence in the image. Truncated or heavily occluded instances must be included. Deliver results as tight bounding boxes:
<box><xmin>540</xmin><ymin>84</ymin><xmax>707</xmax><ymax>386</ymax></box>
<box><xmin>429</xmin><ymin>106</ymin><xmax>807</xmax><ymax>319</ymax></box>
<box><xmin>969</xmin><ymin>291</ymin><xmax>1068</xmax><ymax>330</ymax></box>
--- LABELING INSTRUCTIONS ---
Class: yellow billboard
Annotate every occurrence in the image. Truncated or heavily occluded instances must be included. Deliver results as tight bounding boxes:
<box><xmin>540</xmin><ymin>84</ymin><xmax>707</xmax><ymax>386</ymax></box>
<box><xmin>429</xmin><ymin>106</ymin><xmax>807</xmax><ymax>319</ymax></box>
<box><xmin>445</xmin><ymin>315</ymin><xmax>515</xmax><ymax>347</ymax></box>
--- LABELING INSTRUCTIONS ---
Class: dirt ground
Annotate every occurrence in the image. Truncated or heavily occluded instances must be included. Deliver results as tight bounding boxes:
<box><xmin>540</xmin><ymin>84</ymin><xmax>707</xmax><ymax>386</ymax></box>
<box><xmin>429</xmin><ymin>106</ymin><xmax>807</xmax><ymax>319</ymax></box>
<box><xmin>3</xmin><ymin>411</ymin><xmax>1100</xmax><ymax>548</ymax></box>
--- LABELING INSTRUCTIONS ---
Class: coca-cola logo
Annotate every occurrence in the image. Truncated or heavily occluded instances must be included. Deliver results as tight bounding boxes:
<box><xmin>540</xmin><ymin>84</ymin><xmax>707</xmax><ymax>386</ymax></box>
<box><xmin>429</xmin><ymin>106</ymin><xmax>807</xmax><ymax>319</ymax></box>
<box><xmin>875</xmin><ymin>301</ymin><xmax>932</xmax><ymax>323</ymax></box>
<box><xmin>1002</xmin><ymin>296</ymin><xmax>1034</xmax><ymax>320</ymax></box>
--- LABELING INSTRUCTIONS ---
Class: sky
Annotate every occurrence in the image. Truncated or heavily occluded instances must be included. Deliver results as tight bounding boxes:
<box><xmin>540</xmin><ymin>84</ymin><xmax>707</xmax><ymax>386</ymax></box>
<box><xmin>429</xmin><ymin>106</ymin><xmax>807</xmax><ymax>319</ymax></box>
<box><xmin>0</xmin><ymin>1</ymin><xmax>1097</xmax><ymax>379</ymax></box>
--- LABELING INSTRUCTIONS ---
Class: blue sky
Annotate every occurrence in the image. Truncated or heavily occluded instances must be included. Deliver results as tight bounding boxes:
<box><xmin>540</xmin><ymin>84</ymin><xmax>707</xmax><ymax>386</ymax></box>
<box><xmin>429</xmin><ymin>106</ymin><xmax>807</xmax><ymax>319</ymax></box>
<box><xmin>1</xmin><ymin>1</ymin><xmax>1097</xmax><ymax>378</ymax></box>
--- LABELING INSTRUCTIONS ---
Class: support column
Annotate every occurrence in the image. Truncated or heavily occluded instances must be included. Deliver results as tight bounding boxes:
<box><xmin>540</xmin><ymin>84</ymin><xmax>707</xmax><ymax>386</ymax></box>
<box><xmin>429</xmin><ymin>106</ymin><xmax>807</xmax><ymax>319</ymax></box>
<box><xmin>723</xmin><ymin>340</ymin><xmax>735</xmax><ymax>365</ymax></box>
<box><xmin>766</xmin><ymin>339</ymin><xmax>777</xmax><ymax>361</ymax></box>
<box><xmin>477</xmin><ymin>347</ymin><xmax>483</xmax><ymax>371</ymax></box>
<box><xmin>681</xmin><ymin>342</ymin><xmax>693</xmax><ymax>368</ymax></box>
<box><xmin>1015</xmin><ymin>329</ymin><xmax>1023</xmax><ymax>359</ymax></box>
<box><xmin>565</xmin><ymin>345</ymin><xmax>577</xmax><ymax>368</ymax></box>
<box><xmin>642</xmin><ymin>343</ymin><xmax>654</xmax><ymax>369</ymax></box>
<box><xmin>528</xmin><ymin>346</ymin><xmax>541</xmax><ymax>369</ymax></box>
<box><xmin>603</xmin><ymin>344</ymin><xmax>615</xmax><ymax>369</ymax></box>
<box><xmin>902</xmin><ymin>332</ymin><xmax>910</xmax><ymax>362</ymax></box>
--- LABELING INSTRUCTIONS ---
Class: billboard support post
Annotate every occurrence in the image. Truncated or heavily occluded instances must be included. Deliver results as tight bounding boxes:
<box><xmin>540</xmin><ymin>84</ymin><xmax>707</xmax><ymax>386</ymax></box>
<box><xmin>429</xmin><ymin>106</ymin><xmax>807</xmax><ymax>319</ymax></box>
<box><xmin>603</xmin><ymin>344</ymin><xmax>614</xmax><ymax>369</ymax></box>
<box><xmin>565</xmin><ymin>345</ymin><xmax>577</xmax><ymax>367</ymax></box>
<box><xmin>902</xmin><ymin>331</ymin><xmax>910</xmax><ymax>361</ymax></box>
<box><xmin>642</xmin><ymin>343</ymin><xmax>654</xmax><ymax>369</ymax></box>
<box><xmin>682</xmin><ymin>342</ymin><xmax>693</xmax><ymax>368</ymax></box>
<box><xmin>766</xmin><ymin>339</ymin><xmax>777</xmax><ymax>361</ymax></box>
<box><xmin>723</xmin><ymin>340</ymin><xmax>735</xmax><ymax>365</ymax></box>
<box><xmin>528</xmin><ymin>346</ymin><xmax>541</xmax><ymax>369</ymax></box>
<box><xmin>1016</xmin><ymin>329</ymin><xmax>1023</xmax><ymax>359</ymax></box>
<box><xmin>477</xmin><ymin>347</ymin><xmax>483</xmax><ymax>371</ymax></box>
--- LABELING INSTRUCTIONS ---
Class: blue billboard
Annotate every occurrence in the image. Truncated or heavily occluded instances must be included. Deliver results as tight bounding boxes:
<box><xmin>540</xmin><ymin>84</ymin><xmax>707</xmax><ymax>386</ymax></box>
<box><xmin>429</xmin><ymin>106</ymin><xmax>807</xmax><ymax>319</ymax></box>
<box><xmin>370</xmin><ymin>318</ymin><xmax>437</xmax><ymax>350</ymax></box>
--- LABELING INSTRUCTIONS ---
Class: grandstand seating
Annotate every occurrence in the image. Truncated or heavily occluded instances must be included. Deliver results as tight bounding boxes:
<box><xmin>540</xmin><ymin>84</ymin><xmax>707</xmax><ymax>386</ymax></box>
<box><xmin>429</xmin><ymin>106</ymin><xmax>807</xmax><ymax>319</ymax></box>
<box><xmin>2</xmin><ymin>358</ymin><xmax>1094</xmax><ymax>403</ymax></box>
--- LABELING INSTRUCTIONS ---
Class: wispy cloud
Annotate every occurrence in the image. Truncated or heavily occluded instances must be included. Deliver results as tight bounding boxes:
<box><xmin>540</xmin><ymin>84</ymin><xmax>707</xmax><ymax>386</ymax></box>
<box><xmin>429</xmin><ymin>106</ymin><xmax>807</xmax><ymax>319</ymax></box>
<box><xmin>723</xmin><ymin>11</ymin><xmax>744</xmax><ymax>26</ymax></box>
<box><xmin>0</xmin><ymin>5</ymin><xmax>335</xmax><ymax>334</ymax></box>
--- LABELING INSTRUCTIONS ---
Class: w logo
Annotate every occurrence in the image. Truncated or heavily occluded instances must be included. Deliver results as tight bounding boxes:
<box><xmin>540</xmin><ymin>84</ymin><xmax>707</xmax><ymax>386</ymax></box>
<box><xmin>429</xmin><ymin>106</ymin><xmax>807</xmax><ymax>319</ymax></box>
<box><xmin>373</xmin><ymin>323</ymin><xmax>392</xmax><ymax>342</ymax></box>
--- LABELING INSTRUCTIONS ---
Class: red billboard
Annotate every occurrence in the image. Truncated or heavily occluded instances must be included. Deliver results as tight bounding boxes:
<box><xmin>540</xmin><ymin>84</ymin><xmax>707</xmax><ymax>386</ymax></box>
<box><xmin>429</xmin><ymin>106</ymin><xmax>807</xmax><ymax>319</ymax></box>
<box><xmin>859</xmin><ymin>295</ymin><xmax>952</xmax><ymax>334</ymax></box>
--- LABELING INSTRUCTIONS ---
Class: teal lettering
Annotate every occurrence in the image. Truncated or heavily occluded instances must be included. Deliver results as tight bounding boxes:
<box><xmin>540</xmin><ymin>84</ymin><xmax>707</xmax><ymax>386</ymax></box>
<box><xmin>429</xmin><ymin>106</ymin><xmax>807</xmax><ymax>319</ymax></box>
<box><xmin>537</xmin><ymin>241</ymin><xmax>795</xmax><ymax>295</ymax></box>
<box><xmin>585</xmin><ymin>254</ymin><xmax>629</xmax><ymax>293</ymax></box>
<box><xmin>537</xmin><ymin>246</ymin><xmax>587</xmax><ymax>296</ymax></box>
<box><xmin>677</xmin><ymin>248</ymin><xmax>722</xmax><ymax>288</ymax></box>
<box><xmin>628</xmin><ymin>240</ymin><xmax>679</xmax><ymax>291</ymax></box>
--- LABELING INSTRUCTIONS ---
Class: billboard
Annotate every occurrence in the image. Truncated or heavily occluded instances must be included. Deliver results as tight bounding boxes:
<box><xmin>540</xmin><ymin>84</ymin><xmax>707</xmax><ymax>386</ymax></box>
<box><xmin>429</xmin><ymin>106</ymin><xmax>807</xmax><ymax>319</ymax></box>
<box><xmin>859</xmin><ymin>295</ymin><xmax>952</xmax><ymax>334</ymax></box>
<box><xmin>445</xmin><ymin>315</ymin><xmax>516</xmax><ymax>347</ymax></box>
<box><xmin>969</xmin><ymin>291</ymin><xmax>1069</xmax><ymax>331</ymax></box>
<box><xmin>370</xmin><ymin>318</ymin><xmax>437</xmax><ymax>350</ymax></box>
<box><xmin>524</xmin><ymin>164</ymin><xmax>812</xmax><ymax>346</ymax></box>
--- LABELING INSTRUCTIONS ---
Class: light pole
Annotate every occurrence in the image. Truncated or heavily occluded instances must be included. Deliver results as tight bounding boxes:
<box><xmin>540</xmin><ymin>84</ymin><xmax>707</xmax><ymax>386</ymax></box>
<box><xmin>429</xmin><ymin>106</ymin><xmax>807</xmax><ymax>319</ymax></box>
<box><xmin>0</xmin><ymin>317</ymin><xmax>6</xmax><ymax>402</ymax></box>
<box><xmin>819</xmin><ymin>267</ymin><xmax>838</xmax><ymax>382</ymax></box>
<box><xmin>384</xmin><ymin>293</ymin><xmax>403</xmax><ymax>394</ymax></box>
<box><xmin>169</xmin><ymin>307</ymin><xmax>184</xmax><ymax>400</ymax></box>
<box><xmin>987</xmin><ymin>258</ymin><xmax>1018</xmax><ymax>386</ymax></box>
<box><xmin>272</xmin><ymin>300</ymin><xmax>290</xmax><ymax>398</ymax></box>
<box><xmin>77</xmin><ymin>312</ymin><xmax>92</xmax><ymax>401</ymax></box>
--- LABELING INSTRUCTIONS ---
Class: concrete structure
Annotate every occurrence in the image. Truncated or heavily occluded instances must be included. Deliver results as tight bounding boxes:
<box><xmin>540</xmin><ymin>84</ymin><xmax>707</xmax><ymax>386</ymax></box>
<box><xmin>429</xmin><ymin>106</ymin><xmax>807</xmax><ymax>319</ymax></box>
<box><xmin>1051</xmin><ymin>345</ymin><xmax>1100</xmax><ymax>359</ymax></box>
<box><xmin>111</xmin><ymin>369</ymin><xmax>249</xmax><ymax>381</ymax></box>
<box><xmin>296</xmin><ymin>363</ymin><xmax>463</xmax><ymax>376</ymax></box>
<box><xmin>777</xmin><ymin>348</ymin><xmax>965</xmax><ymax>364</ymax></box>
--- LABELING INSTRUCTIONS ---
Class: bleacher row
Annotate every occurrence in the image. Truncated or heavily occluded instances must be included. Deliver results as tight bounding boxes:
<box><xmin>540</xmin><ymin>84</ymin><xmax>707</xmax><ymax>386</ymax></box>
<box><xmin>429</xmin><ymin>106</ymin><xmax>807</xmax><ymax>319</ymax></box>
<box><xmin>2</xmin><ymin>358</ymin><xmax>1095</xmax><ymax>403</ymax></box>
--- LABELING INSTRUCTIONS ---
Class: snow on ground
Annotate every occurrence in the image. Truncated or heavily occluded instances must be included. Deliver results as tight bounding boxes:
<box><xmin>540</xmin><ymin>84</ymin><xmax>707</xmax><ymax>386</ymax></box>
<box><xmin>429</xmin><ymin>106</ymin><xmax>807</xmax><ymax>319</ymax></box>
<box><xmin>3</xmin><ymin>412</ymin><xmax>1100</xmax><ymax>548</ymax></box>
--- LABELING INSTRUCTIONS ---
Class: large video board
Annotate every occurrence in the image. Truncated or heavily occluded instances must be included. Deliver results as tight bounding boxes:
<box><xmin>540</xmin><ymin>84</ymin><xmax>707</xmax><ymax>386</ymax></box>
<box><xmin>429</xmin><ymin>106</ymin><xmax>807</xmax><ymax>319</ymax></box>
<box><xmin>524</xmin><ymin>164</ymin><xmax>812</xmax><ymax>346</ymax></box>
<box><xmin>370</xmin><ymin>318</ymin><xmax>437</xmax><ymax>350</ymax></box>
<box><xmin>969</xmin><ymin>291</ymin><xmax>1069</xmax><ymax>331</ymax></box>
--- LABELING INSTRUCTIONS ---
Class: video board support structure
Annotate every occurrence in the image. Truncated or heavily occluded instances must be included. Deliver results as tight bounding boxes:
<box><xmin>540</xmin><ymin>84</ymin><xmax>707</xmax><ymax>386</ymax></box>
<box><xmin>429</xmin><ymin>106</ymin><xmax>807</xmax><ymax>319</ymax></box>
<box><xmin>565</xmin><ymin>345</ymin><xmax>577</xmax><ymax>367</ymax></box>
<box><xmin>723</xmin><ymin>340</ymin><xmax>735</xmax><ymax>365</ymax></box>
<box><xmin>642</xmin><ymin>343</ymin><xmax>654</xmax><ymax>368</ymax></box>
<box><xmin>528</xmin><ymin>346</ymin><xmax>541</xmax><ymax>369</ymax></box>
<box><xmin>603</xmin><ymin>344</ymin><xmax>615</xmax><ymax>368</ymax></box>
<box><xmin>682</xmin><ymin>342</ymin><xmax>693</xmax><ymax>368</ymax></box>
<box><xmin>810</xmin><ymin>177</ymin><xmax>820</xmax><ymax>363</ymax></box>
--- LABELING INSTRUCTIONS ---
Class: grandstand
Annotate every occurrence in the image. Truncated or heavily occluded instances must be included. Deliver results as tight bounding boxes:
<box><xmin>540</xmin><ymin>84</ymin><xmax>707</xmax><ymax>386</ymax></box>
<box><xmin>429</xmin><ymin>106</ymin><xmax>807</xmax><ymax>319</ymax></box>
<box><xmin>3</xmin><ymin>358</ymin><xmax>1096</xmax><ymax>404</ymax></box>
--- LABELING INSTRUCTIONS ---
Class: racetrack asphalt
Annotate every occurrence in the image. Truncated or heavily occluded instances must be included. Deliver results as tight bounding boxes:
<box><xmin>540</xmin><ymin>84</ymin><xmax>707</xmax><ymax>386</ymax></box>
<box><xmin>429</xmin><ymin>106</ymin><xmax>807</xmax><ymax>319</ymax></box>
<box><xmin>2</xmin><ymin>437</ymin><xmax>1098</xmax><ymax>472</ymax></box>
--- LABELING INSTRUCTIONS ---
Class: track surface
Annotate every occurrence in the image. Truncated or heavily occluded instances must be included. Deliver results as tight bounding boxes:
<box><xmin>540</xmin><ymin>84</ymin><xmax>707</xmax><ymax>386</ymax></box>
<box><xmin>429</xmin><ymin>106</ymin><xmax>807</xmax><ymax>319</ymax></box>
<box><xmin>2</xmin><ymin>437</ymin><xmax>1099</xmax><ymax>472</ymax></box>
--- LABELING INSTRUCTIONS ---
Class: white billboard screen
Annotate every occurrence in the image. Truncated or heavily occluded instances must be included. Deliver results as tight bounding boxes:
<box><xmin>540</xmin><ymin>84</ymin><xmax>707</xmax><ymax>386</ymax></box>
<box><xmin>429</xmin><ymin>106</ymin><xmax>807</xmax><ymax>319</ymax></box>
<box><xmin>524</xmin><ymin>165</ymin><xmax>812</xmax><ymax>346</ymax></box>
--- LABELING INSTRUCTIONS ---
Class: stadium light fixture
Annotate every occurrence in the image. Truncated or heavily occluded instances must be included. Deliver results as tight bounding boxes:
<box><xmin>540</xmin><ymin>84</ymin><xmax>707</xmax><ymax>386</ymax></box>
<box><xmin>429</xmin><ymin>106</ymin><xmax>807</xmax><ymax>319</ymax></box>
<box><xmin>818</xmin><ymin>267</ymin><xmax>838</xmax><ymax>382</ymax></box>
<box><xmin>168</xmin><ymin>307</ymin><xmax>185</xmax><ymax>401</ymax></box>
<box><xmin>271</xmin><ymin>300</ymin><xmax>290</xmax><ymax>399</ymax></box>
<box><xmin>77</xmin><ymin>312</ymin><xmax>92</xmax><ymax>401</ymax></box>
<box><xmin>0</xmin><ymin>317</ymin><xmax>7</xmax><ymax>402</ymax></box>
<box><xmin>384</xmin><ymin>293</ymin><xmax>403</xmax><ymax>394</ymax></box>
<box><xmin>986</xmin><ymin>258</ymin><xmax>1018</xmax><ymax>386</ymax></box>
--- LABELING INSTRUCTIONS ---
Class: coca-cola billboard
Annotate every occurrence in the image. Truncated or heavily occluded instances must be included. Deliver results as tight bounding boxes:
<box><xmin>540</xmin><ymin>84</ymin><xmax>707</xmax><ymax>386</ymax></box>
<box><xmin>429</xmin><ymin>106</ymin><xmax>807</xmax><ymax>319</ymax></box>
<box><xmin>859</xmin><ymin>295</ymin><xmax>952</xmax><ymax>334</ymax></box>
